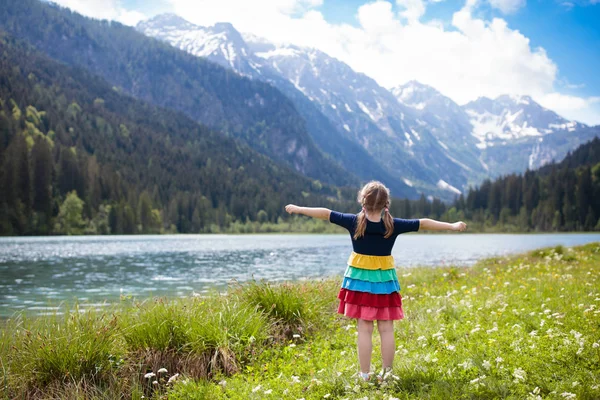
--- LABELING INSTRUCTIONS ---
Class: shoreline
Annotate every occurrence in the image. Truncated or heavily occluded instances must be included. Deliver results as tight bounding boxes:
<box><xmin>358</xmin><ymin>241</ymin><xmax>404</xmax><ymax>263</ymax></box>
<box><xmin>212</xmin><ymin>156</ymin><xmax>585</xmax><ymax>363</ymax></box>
<box><xmin>2</xmin><ymin>231</ymin><xmax>600</xmax><ymax>239</ymax></box>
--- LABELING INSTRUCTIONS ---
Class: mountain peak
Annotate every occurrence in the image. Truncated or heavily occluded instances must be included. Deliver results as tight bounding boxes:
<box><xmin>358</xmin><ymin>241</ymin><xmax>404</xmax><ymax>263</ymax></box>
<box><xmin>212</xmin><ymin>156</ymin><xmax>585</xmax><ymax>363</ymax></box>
<box><xmin>212</xmin><ymin>22</ymin><xmax>237</xmax><ymax>34</ymax></box>
<box><xmin>391</xmin><ymin>80</ymin><xmax>448</xmax><ymax>110</ymax></box>
<box><xmin>137</xmin><ymin>13</ymin><xmax>194</xmax><ymax>30</ymax></box>
<box><xmin>496</xmin><ymin>94</ymin><xmax>534</xmax><ymax>106</ymax></box>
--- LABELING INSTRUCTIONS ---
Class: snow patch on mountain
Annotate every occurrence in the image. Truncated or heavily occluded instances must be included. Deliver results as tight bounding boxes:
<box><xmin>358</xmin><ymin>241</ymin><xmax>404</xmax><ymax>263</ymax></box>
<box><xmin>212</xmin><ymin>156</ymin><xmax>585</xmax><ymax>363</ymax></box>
<box><xmin>357</xmin><ymin>101</ymin><xmax>376</xmax><ymax>121</ymax></box>
<box><xmin>437</xmin><ymin>179</ymin><xmax>461</xmax><ymax>195</ymax></box>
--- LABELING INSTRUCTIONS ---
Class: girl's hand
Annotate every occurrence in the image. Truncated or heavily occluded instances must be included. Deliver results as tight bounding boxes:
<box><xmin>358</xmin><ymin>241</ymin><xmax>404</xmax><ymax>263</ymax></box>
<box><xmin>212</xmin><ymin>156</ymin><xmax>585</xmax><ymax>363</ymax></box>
<box><xmin>452</xmin><ymin>221</ymin><xmax>467</xmax><ymax>232</ymax></box>
<box><xmin>285</xmin><ymin>204</ymin><xmax>301</xmax><ymax>214</ymax></box>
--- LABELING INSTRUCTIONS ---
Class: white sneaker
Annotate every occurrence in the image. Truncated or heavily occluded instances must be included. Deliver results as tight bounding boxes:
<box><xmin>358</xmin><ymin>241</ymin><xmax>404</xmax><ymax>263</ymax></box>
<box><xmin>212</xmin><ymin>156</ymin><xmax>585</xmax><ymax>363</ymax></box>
<box><xmin>359</xmin><ymin>371</ymin><xmax>372</xmax><ymax>382</ymax></box>
<box><xmin>377</xmin><ymin>367</ymin><xmax>393</xmax><ymax>382</ymax></box>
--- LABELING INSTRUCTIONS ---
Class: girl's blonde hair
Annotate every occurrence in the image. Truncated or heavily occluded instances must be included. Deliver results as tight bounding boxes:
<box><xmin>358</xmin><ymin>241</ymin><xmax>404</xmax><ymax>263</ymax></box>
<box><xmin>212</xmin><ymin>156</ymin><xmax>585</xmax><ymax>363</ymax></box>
<box><xmin>354</xmin><ymin>181</ymin><xmax>393</xmax><ymax>240</ymax></box>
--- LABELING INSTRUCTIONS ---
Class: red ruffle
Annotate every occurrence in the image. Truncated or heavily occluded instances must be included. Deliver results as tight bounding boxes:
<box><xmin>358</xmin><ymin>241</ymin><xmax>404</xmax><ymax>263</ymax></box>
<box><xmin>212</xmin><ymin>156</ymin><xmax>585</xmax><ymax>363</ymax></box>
<box><xmin>337</xmin><ymin>301</ymin><xmax>404</xmax><ymax>321</ymax></box>
<box><xmin>337</xmin><ymin>288</ymin><xmax>402</xmax><ymax>308</ymax></box>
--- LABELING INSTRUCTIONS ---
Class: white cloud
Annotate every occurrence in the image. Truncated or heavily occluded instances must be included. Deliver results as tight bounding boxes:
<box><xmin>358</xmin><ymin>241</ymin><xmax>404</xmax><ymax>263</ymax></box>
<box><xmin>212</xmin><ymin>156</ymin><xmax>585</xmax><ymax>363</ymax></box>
<box><xmin>488</xmin><ymin>0</ymin><xmax>526</xmax><ymax>14</ymax></box>
<box><xmin>396</xmin><ymin>0</ymin><xmax>426</xmax><ymax>22</ymax></box>
<box><xmin>49</xmin><ymin>0</ymin><xmax>147</xmax><ymax>26</ymax></box>
<box><xmin>537</xmin><ymin>93</ymin><xmax>600</xmax><ymax>125</ymax></box>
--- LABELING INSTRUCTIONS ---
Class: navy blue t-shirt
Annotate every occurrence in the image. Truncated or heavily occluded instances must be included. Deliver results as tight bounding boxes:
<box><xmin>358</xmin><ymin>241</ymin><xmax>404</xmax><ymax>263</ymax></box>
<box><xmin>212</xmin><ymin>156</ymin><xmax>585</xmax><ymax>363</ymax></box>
<box><xmin>329</xmin><ymin>211</ymin><xmax>420</xmax><ymax>256</ymax></box>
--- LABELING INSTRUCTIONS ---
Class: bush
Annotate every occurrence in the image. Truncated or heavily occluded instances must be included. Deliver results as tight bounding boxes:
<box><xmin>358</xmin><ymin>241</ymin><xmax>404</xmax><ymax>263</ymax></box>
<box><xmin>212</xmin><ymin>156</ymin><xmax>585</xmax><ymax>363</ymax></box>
<box><xmin>6</xmin><ymin>306</ymin><xmax>122</xmax><ymax>389</ymax></box>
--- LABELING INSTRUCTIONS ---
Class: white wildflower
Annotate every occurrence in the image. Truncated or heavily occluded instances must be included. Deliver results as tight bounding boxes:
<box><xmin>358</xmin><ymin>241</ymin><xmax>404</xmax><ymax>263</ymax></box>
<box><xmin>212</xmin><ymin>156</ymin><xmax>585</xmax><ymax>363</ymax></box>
<box><xmin>152</xmin><ymin>380</ymin><xmax>158</xmax><ymax>386</ymax></box>
<box><xmin>447</xmin><ymin>344</ymin><xmax>456</xmax><ymax>351</ymax></box>
<box><xmin>168</xmin><ymin>374</ymin><xmax>180</xmax><ymax>384</ymax></box>
<box><xmin>417</xmin><ymin>336</ymin><xmax>427</xmax><ymax>342</ymax></box>
<box><xmin>144</xmin><ymin>372</ymin><xmax>155</xmax><ymax>379</ymax></box>
<box><xmin>157</xmin><ymin>368</ymin><xmax>167</xmax><ymax>374</ymax></box>
<box><xmin>264</xmin><ymin>389</ymin><xmax>273</xmax><ymax>395</ymax></box>
<box><xmin>560</xmin><ymin>392</ymin><xmax>576</xmax><ymax>399</ymax></box>
<box><xmin>593</xmin><ymin>342</ymin><xmax>599</xmax><ymax>348</ymax></box>
<box><xmin>252</xmin><ymin>384</ymin><xmax>262</xmax><ymax>393</ymax></box>
<box><xmin>513</xmin><ymin>368</ymin><xmax>527</xmax><ymax>381</ymax></box>
<box><xmin>293</xmin><ymin>334</ymin><xmax>301</xmax><ymax>338</ymax></box>
<box><xmin>529</xmin><ymin>330</ymin><xmax>538</xmax><ymax>337</ymax></box>
<box><xmin>291</xmin><ymin>375</ymin><xmax>301</xmax><ymax>383</ymax></box>
<box><xmin>323</xmin><ymin>394</ymin><xmax>331</xmax><ymax>399</ymax></box>
<box><xmin>482</xmin><ymin>360</ymin><xmax>491</xmax><ymax>370</ymax></box>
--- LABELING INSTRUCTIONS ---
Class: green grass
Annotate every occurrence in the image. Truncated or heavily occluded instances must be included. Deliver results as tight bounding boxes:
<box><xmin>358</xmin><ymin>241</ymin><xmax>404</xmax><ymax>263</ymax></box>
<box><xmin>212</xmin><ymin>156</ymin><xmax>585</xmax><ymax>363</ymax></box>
<box><xmin>1</xmin><ymin>243</ymin><xmax>599</xmax><ymax>399</ymax></box>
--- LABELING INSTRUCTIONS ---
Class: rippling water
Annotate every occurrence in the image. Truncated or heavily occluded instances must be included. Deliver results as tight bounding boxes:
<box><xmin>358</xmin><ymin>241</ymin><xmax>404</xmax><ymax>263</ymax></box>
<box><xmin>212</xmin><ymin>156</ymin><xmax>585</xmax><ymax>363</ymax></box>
<box><xmin>1</xmin><ymin>233</ymin><xmax>599</xmax><ymax>317</ymax></box>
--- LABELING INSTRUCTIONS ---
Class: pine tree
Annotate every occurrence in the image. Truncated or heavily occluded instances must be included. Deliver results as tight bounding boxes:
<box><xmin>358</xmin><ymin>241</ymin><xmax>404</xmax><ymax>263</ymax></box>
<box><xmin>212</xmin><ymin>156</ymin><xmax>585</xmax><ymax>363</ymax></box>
<box><xmin>576</xmin><ymin>167</ymin><xmax>593</xmax><ymax>227</ymax></box>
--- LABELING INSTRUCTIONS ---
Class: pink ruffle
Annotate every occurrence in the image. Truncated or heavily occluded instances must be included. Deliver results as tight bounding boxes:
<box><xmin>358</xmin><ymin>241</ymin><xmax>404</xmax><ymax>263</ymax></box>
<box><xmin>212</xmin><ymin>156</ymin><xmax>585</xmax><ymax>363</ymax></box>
<box><xmin>337</xmin><ymin>301</ymin><xmax>404</xmax><ymax>321</ymax></box>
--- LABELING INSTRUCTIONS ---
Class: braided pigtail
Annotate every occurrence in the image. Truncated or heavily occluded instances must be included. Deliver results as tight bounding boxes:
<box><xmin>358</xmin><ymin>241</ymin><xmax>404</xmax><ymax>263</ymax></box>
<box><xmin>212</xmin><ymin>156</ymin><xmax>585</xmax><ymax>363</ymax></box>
<box><xmin>383</xmin><ymin>207</ymin><xmax>394</xmax><ymax>238</ymax></box>
<box><xmin>354</xmin><ymin>207</ymin><xmax>367</xmax><ymax>240</ymax></box>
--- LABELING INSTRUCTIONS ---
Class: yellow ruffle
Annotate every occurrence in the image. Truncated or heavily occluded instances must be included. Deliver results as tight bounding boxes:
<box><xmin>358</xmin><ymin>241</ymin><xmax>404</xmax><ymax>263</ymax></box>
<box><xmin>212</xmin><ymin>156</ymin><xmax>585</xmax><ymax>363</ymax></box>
<box><xmin>347</xmin><ymin>251</ymin><xmax>395</xmax><ymax>270</ymax></box>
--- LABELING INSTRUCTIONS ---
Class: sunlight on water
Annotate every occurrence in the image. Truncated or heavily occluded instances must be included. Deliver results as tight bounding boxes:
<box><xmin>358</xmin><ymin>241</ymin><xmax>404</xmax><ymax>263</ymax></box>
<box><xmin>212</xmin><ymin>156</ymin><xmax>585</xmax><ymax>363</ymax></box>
<box><xmin>1</xmin><ymin>233</ymin><xmax>599</xmax><ymax>317</ymax></box>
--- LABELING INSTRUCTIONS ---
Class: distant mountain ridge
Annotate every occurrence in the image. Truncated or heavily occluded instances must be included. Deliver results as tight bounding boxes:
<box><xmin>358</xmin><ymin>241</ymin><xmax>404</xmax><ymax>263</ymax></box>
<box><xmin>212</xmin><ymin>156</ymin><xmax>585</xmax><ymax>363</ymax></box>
<box><xmin>137</xmin><ymin>14</ymin><xmax>483</xmax><ymax>199</ymax></box>
<box><xmin>137</xmin><ymin>14</ymin><xmax>599</xmax><ymax>199</ymax></box>
<box><xmin>137</xmin><ymin>13</ymin><xmax>418</xmax><ymax>198</ymax></box>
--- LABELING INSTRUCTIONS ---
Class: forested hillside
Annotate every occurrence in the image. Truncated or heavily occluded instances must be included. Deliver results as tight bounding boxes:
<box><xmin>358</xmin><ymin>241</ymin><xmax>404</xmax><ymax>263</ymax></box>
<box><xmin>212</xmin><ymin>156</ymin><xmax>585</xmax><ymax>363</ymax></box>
<box><xmin>0</xmin><ymin>0</ymin><xmax>357</xmax><ymax>188</ymax></box>
<box><xmin>450</xmin><ymin>137</ymin><xmax>600</xmax><ymax>231</ymax></box>
<box><xmin>0</xmin><ymin>34</ymin><xmax>357</xmax><ymax>235</ymax></box>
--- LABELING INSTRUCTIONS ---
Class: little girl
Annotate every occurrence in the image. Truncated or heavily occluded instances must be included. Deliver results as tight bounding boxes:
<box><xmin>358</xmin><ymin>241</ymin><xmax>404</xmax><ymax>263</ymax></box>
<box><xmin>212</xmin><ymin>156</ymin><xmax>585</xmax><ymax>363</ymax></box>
<box><xmin>285</xmin><ymin>181</ymin><xmax>466</xmax><ymax>382</ymax></box>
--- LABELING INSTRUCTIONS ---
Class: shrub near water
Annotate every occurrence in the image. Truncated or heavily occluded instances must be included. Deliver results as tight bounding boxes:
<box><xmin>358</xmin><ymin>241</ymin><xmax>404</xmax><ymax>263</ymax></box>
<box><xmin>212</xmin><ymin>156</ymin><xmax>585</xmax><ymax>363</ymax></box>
<box><xmin>5</xmin><ymin>305</ymin><xmax>122</xmax><ymax>390</ymax></box>
<box><xmin>120</xmin><ymin>295</ymin><xmax>269</xmax><ymax>382</ymax></box>
<box><xmin>239</xmin><ymin>280</ymin><xmax>338</xmax><ymax>338</ymax></box>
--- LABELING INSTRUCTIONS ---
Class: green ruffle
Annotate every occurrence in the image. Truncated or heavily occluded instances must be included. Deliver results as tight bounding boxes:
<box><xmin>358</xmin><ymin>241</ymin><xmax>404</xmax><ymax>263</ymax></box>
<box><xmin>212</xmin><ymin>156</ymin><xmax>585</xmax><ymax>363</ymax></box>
<box><xmin>344</xmin><ymin>265</ymin><xmax>398</xmax><ymax>283</ymax></box>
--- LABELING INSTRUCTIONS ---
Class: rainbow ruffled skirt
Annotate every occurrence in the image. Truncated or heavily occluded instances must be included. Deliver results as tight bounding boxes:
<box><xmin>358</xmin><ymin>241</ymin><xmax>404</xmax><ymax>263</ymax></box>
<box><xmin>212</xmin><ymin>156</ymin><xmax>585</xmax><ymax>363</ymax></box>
<box><xmin>337</xmin><ymin>252</ymin><xmax>404</xmax><ymax>321</ymax></box>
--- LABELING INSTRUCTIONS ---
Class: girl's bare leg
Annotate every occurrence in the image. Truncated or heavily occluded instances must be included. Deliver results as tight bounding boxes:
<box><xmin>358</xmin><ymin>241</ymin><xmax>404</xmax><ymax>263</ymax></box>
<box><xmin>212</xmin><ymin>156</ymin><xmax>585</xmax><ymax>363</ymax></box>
<box><xmin>377</xmin><ymin>320</ymin><xmax>395</xmax><ymax>369</ymax></box>
<box><xmin>357</xmin><ymin>318</ymin><xmax>374</xmax><ymax>374</ymax></box>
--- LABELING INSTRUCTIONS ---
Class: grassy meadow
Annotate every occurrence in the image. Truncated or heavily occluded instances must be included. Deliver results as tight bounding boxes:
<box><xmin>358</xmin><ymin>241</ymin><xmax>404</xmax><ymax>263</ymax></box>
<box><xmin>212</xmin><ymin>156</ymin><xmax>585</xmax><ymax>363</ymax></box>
<box><xmin>1</xmin><ymin>243</ymin><xmax>599</xmax><ymax>399</ymax></box>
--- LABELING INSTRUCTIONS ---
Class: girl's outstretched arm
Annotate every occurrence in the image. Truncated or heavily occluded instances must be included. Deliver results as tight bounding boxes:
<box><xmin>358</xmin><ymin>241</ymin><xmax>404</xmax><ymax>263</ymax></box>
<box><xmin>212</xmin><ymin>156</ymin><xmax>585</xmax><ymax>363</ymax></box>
<box><xmin>285</xmin><ymin>204</ymin><xmax>331</xmax><ymax>220</ymax></box>
<box><xmin>419</xmin><ymin>218</ymin><xmax>467</xmax><ymax>231</ymax></box>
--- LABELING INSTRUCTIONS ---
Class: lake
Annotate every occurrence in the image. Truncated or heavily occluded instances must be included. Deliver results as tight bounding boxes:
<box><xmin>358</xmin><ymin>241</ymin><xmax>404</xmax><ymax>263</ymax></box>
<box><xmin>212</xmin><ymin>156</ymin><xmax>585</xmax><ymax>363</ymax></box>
<box><xmin>1</xmin><ymin>233</ymin><xmax>599</xmax><ymax>317</ymax></box>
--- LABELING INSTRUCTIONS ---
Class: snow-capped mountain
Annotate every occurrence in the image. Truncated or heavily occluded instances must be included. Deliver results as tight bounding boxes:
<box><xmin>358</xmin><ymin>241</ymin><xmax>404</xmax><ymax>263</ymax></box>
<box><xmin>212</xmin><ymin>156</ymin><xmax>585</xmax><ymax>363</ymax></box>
<box><xmin>464</xmin><ymin>95</ymin><xmax>587</xmax><ymax>149</ymax></box>
<box><xmin>462</xmin><ymin>95</ymin><xmax>596</xmax><ymax>173</ymax></box>
<box><xmin>138</xmin><ymin>15</ymin><xmax>477</xmax><ymax>199</ymax></box>
<box><xmin>392</xmin><ymin>81</ymin><xmax>485</xmax><ymax>179</ymax></box>
<box><xmin>137</xmin><ymin>14</ymin><xmax>599</xmax><ymax>199</ymax></box>
<box><xmin>137</xmin><ymin>15</ymin><xmax>257</xmax><ymax>75</ymax></box>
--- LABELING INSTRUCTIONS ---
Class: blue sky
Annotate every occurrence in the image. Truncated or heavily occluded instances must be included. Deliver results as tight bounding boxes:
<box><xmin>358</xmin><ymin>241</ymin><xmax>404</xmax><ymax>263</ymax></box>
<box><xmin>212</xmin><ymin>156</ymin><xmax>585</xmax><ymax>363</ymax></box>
<box><xmin>318</xmin><ymin>0</ymin><xmax>600</xmax><ymax>98</ymax></box>
<box><xmin>53</xmin><ymin>0</ymin><xmax>600</xmax><ymax>124</ymax></box>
